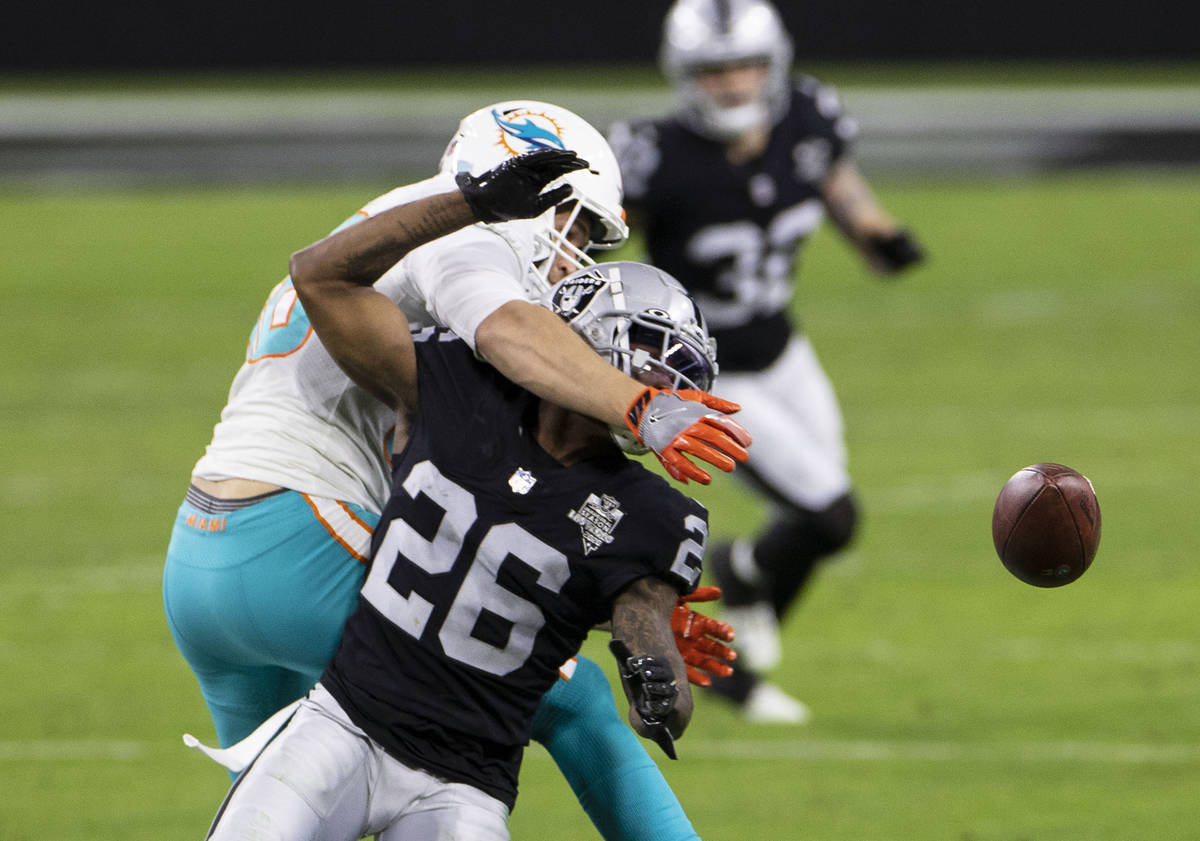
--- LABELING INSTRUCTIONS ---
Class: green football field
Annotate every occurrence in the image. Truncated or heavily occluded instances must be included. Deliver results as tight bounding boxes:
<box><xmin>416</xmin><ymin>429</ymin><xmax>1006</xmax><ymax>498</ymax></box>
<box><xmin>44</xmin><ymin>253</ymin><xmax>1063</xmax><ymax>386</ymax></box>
<box><xmin>1</xmin><ymin>166</ymin><xmax>1198</xmax><ymax>840</ymax></box>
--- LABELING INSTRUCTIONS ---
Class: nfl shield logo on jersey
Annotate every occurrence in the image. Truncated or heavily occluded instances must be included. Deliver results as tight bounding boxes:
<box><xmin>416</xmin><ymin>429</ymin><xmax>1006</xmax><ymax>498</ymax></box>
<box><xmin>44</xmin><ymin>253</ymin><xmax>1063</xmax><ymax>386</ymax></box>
<box><xmin>567</xmin><ymin>493</ymin><xmax>625</xmax><ymax>555</ymax></box>
<box><xmin>508</xmin><ymin>467</ymin><xmax>538</xmax><ymax>495</ymax></box>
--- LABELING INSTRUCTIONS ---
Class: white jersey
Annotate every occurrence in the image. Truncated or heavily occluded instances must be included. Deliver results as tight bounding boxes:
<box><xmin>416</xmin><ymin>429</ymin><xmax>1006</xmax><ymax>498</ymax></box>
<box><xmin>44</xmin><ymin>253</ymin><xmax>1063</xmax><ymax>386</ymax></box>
<box><xmin>192</xmin><ymin>174</ymin><xmax>543</xmax><ymax>513</ymax></box>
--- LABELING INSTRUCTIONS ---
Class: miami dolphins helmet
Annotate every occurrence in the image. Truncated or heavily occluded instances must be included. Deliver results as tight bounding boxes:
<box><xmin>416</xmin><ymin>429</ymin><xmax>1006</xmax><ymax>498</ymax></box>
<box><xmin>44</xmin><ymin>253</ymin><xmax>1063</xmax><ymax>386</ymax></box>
<box><xmin>439</xmin><ymin>101</ymin><xmax>629</xmax><ymax>295</ymax></box>
<box><xmin>659</xmin><ymin>0</ymin><xmax>794</xmax><ymax>140</ymax></box>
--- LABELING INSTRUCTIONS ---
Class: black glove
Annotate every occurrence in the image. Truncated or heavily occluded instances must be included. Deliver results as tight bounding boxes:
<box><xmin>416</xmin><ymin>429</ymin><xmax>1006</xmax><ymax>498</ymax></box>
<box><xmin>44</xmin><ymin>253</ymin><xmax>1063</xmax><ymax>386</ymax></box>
<box><xmin>867</xmin><ymin>228</ymin><xmax>925</xmax><ymax>273</ymax></box>
<box><xmin>455</xmin><ymin>148</ymin><xmax>588</xmax><ymax>223</ymax></box>
<box><xmin>610</xmin><ymin>639</ymin><xmax>679</xmax><ymax>759</ymax></box>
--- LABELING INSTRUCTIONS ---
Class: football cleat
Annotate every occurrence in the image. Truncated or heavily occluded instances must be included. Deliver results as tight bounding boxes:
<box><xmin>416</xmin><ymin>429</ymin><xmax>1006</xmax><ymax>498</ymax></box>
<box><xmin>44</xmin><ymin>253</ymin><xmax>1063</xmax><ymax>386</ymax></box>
<box><xmin>742</xmin><ymin>682</ymin><xmax>811</xmax><ymax>725</ymax></box>
<box><xmin>721</xmin><ymin>602</ymin><xmax>781</xmax><ymax>673</ymax></box>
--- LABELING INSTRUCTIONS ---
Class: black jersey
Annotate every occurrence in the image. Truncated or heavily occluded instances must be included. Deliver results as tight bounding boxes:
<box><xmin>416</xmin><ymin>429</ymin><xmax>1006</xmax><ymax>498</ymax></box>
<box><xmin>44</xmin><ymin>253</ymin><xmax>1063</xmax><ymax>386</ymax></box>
<box><xmin>321</xmin><ymin>328</ymin><xmax>707</xmax><ymax>810</ymax></box>
<box><xmin>612</xmin><ymin>77</ymin><xmax>858</xmax><ymax>372</ymax></box>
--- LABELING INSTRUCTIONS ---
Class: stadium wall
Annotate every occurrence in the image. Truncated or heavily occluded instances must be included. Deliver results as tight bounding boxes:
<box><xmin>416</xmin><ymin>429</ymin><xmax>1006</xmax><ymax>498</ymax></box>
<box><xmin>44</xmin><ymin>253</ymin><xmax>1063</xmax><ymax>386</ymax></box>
<box><xmin>4</xmin><ymin>0</ymin><xmax>1195</xmax><ymax>70</ymax></box>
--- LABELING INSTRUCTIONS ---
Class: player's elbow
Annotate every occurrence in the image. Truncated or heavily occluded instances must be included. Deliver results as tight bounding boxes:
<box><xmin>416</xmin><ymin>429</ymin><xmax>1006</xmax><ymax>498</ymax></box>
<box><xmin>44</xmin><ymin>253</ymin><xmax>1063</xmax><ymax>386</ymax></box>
<box><xmin>288</xmin><ymin>248</ymin><xmax>318</xmax><ymax>293</ymax></box>
<box><xmin>669</xmin><ymin>688</ymin><xmax>693</xmax><ymax>737</ymax></box>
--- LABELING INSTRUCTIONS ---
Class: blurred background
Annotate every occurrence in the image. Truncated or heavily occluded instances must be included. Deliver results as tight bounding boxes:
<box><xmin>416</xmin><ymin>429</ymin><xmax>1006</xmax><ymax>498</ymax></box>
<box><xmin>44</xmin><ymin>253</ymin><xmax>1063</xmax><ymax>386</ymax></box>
<box><xmin>2</xmin><ymin>2</ymin><xmax>1198</xmax><ymax>840</ymax></box>
<box><xmin>3</xmin><ymin>0</ymin><xmax>1198</xmax><ymax>185</ymax></box>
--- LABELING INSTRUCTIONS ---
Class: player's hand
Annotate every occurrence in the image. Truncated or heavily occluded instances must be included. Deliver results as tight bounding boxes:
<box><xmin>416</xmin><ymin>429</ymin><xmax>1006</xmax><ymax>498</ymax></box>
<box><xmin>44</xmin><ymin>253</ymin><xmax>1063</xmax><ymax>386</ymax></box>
<box><xmin>867</xmin><ymin>228</ymin><xmax>925</xmax><ymax>274</ymax></box>
<box><xmin>672</xmin><ymin>586</ymin><xmax>736</xmax><ymax>687</ymax></box>
<box><xmin>624</xmin><ymin>387</ymin><xmax>751</xmax><ymax>485</ymax></box>
<box><xmin>609</xmin><ymin>639</ymin><xmax>680</xmax><ymax>759</ymax></box>
<box><xmin>455</xmin><ymin>149</ymin><xmax>588</xmax><ymax>223</ymax></box>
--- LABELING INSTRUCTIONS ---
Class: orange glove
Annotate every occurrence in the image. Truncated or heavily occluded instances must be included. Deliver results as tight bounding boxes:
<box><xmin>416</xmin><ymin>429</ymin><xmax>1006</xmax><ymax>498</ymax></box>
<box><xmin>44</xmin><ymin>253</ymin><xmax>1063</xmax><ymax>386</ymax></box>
<box><xmin>672</xmin><ymin>585</ymin><xmax>736</xmax><ymax>687</ymax></box>
<box><xmin>625</xmin><ymin>388</ymin><xmax>751</xmax><ymax>485</ymax></box>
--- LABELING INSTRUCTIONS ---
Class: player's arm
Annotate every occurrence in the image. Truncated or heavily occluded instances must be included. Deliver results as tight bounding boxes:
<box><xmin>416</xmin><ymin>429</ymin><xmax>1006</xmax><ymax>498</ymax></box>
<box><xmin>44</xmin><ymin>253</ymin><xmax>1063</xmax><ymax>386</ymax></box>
<box><xmin>821</xmin><ymin>159</ymin><xmax>925</xmax><ymax>275</ymax></box>
<box><xmin>609</xmin><ymin>576</ymin><xmax>693</xmax><ymax>757</ymax></box>
<box><xmin>290</xmin><ymin>191</ymin><xmax>469</xmax><ymax>411</ymax></box>
<box><xmin>289</xmin><ymin>149</ymin><xmax>588</xmax><ymax>409</ymax></box>
<box><xmin>476</xmin><ymin>306</ymin><xmax>751</xmax><ymax>485</ymax></box>
<box><xmin>475</xmin><ymin>301</ymin><xmax>645</xmax><ymax>431</ymax></box>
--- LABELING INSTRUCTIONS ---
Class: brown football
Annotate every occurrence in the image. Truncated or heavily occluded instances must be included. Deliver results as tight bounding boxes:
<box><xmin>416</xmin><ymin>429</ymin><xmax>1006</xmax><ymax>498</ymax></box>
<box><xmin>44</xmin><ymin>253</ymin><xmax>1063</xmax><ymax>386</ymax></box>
<box><xmin>991</xmin><ymin>463</ymin><xmax>1101</xmax><ymax>587</ymax></box>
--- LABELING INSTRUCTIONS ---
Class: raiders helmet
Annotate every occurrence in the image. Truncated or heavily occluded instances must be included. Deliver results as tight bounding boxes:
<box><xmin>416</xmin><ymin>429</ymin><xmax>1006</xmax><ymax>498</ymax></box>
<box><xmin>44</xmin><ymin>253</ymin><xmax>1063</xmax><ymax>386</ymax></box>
<box><xmin>543</xmin><ymin>261</ymin><xmax>719</xmax><ymax>453</ymax></box>
<box><xmin>659</xmin><ymin>0</ymin><xmax>794</xmax><ymax>140</ymax></box>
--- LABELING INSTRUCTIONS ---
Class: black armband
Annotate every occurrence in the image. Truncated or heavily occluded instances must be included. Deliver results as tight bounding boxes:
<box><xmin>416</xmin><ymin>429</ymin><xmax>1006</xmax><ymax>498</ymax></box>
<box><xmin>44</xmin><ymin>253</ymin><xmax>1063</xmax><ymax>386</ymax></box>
<box><xmin>867</xmin><ymin>228</ymin><xmax>925</xmax><ymax>273</ymax></box>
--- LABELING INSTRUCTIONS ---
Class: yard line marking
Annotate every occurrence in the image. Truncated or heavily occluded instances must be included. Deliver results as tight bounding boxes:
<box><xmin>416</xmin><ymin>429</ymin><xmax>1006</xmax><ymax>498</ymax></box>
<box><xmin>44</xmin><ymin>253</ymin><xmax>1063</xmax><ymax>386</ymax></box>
<box><xmin>682</xmin><ymin>739</ymin><xmax>1200</xmax><ymax>764</ymax></box>
<box><xmin>0</xmin><ymin>560</ymin><xmax>164</xmax><ymax>602</ymax></box>
<box><xmin>0</xmin><ymin>740</ymin><xmax>145</xmax><ymax>761</ymax></box>
<box><xmin>524</xmin><ymin>738</ymin><xmax>1200</xmax><ymax>764</ymax></box>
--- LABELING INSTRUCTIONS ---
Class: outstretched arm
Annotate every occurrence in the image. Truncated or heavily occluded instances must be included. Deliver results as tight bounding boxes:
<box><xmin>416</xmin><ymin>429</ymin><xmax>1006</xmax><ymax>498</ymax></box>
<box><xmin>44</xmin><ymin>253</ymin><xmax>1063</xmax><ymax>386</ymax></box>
<box><xmin>822</xmin><ymin>159</ymin><xmax>924</xmax><ymax>275</ymax></box>
<box><xmin>289</xmin><ymin>149</ymin><xmax>589</xmax><ymax>410</ymax></box>
<box><xmin>609</xmin><ymin>577</ymin><xmax>693</xmax><ymax>757</ymax></box>
<box><xmin>290</xmin><ymin>190</ymin><xmax>473</xmax><ymax>411</ymax></box>
<box><xmin>477</xmin><ymin>306</ymin><xmax>751</xmax><ymax>485</ymax></box>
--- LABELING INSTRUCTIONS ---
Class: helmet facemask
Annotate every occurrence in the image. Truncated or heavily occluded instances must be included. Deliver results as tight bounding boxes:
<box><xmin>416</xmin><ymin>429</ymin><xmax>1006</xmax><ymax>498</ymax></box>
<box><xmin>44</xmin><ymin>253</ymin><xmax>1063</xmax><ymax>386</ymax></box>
<box><xmin>528</xmin><ymin>200</ymin><xmax>600</xmax><ymax>297</ymax></box>
<box><xmin>681</xmin><ymin>58</ymin><xmax>774</xmax><ymax>140</ymax></box>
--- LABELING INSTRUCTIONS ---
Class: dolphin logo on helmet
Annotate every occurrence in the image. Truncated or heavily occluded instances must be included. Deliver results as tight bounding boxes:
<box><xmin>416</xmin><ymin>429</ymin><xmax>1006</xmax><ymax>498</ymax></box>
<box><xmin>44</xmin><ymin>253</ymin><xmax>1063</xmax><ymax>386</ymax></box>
<box><xmin>491</xmin><ymin>109</ymin><xmax>568</xmax><ymax>152</ymax></box>
<box><xmin>440</xmin><ymin>100</ymin><xmax>630</xmax><ymax>297</ymax></box>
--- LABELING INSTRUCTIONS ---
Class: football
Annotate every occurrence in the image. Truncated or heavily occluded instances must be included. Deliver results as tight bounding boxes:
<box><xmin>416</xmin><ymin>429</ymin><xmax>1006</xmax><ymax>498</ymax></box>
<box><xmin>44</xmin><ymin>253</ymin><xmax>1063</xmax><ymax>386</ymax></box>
<box><xmin>991</xmin><ymin>463</ymin><xmax>1101</xmax><ymax>587</ymax></box>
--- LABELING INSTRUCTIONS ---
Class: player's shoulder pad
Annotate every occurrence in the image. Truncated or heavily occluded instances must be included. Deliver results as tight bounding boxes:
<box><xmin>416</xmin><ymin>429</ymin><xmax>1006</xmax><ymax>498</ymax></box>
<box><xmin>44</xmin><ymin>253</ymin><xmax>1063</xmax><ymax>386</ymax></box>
<box><xmin>620</xmin><ymin>461</ymin><xmax>709</xmax><ymax>527</ymax></box>
<box><xmin>793</xmin><ymin>75</ymin><xmax>859</xmax><ymax>142</ymax></box>
<box><xmin>608</xmin><ymin>118</ymin><xmax>665</xmax><ymax>202</ymax></box>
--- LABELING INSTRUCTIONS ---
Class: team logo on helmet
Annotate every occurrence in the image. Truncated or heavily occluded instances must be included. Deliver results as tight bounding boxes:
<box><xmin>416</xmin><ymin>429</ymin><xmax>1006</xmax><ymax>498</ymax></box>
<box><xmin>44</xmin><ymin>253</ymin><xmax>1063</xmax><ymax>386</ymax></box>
<box><xmin>491</xmin><ymin>107</ymin><xmax>567</xmax><ymax>156</ymax></box>
<box><xmin>550</xmin><ymin>271</ymin><xmax>606</xmax><ymax>319</ymax></box>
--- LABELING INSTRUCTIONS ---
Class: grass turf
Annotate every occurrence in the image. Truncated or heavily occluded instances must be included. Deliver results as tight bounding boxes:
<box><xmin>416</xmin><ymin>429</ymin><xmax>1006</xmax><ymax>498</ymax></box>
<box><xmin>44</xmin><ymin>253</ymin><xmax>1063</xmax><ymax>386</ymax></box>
<box><xmin>1</xmin><ymin>169</ymin><xmax>1198</xmax><ymax>840</ymax></box>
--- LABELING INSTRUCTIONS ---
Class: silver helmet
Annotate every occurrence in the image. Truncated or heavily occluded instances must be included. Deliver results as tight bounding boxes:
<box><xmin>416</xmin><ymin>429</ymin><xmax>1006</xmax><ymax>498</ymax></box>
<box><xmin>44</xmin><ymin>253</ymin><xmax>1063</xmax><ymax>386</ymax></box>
<box><xmin>542</xmin><ymin>261</ymin><xmax>718</xmax><ymax>451</ymax></box>
<box><xmin>659</xmin><ymin>0</ymin><xmax>794</xmax><ymax>140</ymax></box>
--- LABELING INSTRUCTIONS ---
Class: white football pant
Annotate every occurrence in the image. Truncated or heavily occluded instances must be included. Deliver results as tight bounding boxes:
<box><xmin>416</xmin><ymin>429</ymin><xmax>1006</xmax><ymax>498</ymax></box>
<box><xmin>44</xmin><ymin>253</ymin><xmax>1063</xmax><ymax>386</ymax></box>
<box><xmin>715</xmin><ymin>335</ymin><xmax>851</xmax><ymax>511</ymax></box>
<box><xmin>207</xmin><ymin>684</ymin><xmax>510</xmax><ymax>841</ymax></box>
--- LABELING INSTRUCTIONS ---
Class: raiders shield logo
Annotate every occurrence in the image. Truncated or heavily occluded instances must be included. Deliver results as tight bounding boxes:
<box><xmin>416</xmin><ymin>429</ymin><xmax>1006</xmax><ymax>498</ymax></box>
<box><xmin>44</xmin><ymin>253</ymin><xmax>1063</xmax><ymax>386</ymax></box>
<box><xmin>567</xmin><ymin>492</ymin><xmax>625</xmax><ymax>555</ymax></box>
<box><xmin>550</xmin><ymin>271</ymin><xmax>606</xmax><ymax>319</ymax></box>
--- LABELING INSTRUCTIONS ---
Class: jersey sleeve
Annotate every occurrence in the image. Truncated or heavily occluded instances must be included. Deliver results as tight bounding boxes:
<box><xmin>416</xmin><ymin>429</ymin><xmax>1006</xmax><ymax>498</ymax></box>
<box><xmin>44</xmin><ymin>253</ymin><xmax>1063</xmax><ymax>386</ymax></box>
<box><xmin>796</xmin><ymin>76</ymin><xmax>859</xmax><ymax>163</ymax></box>
<box><xmin>590</xmin><ymin>481</ymin><xmax>709</xmax><ymax>604</ymax></box>
<box><xmin>402</xmin><ymin>226</ymin><xmax>528</xmax><ymax>350</ymax></box>
<box><xmin>328</xmin><ymin>174</ymin><xmax>456</xmax><ymax>235</ymax></box>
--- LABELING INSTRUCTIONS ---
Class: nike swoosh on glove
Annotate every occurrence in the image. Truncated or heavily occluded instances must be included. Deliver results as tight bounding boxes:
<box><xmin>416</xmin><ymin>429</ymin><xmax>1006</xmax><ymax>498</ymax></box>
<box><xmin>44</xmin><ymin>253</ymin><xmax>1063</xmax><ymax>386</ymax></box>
<box><xmin>624</xmin><ymin>388</ymin><xmax>751</xmax><ymax>485</ymax></box>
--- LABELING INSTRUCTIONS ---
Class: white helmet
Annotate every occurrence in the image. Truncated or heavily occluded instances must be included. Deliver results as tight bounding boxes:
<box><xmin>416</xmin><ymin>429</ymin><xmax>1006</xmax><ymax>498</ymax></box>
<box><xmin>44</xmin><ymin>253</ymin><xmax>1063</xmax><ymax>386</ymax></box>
<box><xmin>541</xmin><ymin>261</ymin><xmax>719</xmax><ymax>453</ymax></box>
<box><xmin>659</xmin><ymin>0</ymin><xmax>794</xmax><ymax>140</ymax></box>
<box><xmin>439</xmin><ymin>101</ymin><xmax>629</xmax><ymax>295</ymax></box>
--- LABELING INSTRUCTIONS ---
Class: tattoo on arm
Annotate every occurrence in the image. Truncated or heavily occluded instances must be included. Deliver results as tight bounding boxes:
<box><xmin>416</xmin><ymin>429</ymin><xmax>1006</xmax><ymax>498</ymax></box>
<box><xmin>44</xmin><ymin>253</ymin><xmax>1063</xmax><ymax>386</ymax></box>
<box><xmin>335</xmin><ymin>194</ymin><xmax>475</xmax><ymax>285</ymax></box>
<box><xmin>611</xmin><ymin>577</ymin><xmax>693</xmax><ymax>731</ymax></box>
